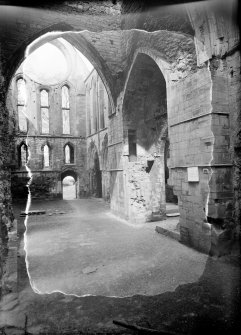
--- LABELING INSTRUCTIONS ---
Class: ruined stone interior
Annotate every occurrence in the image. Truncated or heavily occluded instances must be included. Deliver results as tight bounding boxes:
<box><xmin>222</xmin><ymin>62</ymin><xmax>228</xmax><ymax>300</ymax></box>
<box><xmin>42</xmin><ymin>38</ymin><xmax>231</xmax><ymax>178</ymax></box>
<box><xmin>0</xmin><ymin>0</ymin><xmax>240</xmax><ymax>334</ymax></box>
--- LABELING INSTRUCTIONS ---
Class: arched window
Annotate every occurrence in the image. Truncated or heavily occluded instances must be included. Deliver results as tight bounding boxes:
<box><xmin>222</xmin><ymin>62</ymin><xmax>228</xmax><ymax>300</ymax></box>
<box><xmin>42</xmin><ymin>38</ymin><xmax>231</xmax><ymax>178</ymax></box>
<box><xmin>17</xmin><ymin>78</ymin><xmax>27</xmax><ymax>132</ymax></box>
<box><xmin>98</xmin><ymin>80</ymin><xmax>105</xmax><ymax>129</ymax></box>
<box><xmin>92</xmin><ymin>81</ymin><xmax>98</xmax><ymax>133</ymax></box>
<box><xmin>19</xmin><ymin>142</ymin><xmax>28</xmax><ymax>168</ymax></box>
<box><xmin>86</xmin><ymin>87</ymin><xmax>91</xmax><ymax>136</ymax></box>
<box><xmin>64</xmin><ymin>143</ymin><xmax>74</xmax><ymax>164</ymax></box>
<box><xmin>62</xmin><ymin>85</ymin><xmax>70</xmax><ymax>134</ymax></box>
<box><xmin>40</xmin><ymin>89</ymin><xmax>50</xmax><ymax>134</ymax></box>
<box><xmin>43</xmin><ymin>144</ymin><xmax>50</xmax><ymax>167</ymax></box>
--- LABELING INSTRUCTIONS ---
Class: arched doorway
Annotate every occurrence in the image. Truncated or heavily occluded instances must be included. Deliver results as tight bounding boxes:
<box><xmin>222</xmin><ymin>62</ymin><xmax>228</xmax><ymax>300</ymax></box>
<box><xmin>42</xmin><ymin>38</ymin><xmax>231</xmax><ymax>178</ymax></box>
<box><xmin>61</xmin><ymin>170</ymin><xmax>77</xmax><ymax>200</ymax></box>
<box><xmin>101</xmin><ymin>134</ymin><xmax>109</xmax><ymax>201</ymax></box>
<box><xmin>88</xmin><ymin>143</ymin><xmax>102</xmax><ymax>198</ymax></box>
<box><xmin>122</xmin><ymin>52</ymin><xmax>179</xmax><ymax>222</ymax></box>
<box><xmin>91</xmin><ymin>152</ymin><xmax>102</xmax><ymax>198</ymax></box>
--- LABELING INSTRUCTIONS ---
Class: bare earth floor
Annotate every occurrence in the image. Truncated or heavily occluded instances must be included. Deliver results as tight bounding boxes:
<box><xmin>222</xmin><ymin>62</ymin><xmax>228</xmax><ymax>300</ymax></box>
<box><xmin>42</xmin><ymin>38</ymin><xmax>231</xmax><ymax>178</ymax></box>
<box><xmin>26</xmin><ymin>198</ymin><xmax>206</xmax><ymax>297</ymax></box>
<box><xmin>0</xmin><ymin>198</ymin><xmax>240</xmax><ymax>334</ymax></box>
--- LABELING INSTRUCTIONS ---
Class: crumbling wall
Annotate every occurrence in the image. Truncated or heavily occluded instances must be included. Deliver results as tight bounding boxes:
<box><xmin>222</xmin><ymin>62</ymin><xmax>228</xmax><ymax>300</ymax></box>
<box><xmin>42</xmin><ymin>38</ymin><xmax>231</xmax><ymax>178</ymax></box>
<box><xmin>122</xmin><ymin>52</ymin><xmax>168</xmax><ymax>222</ymax></box>
<box><xmin>8</xmin><ymin>55</ymin><xmax>87</xmax><ymax>200</ymax></box>
<box><xmin>187</xmin><ymin>0</ymin><xmax>240</xmax><ymax>254</ymax></box>
<box><xmin>85</xmin><ymin>69</ymin><xmax>110</xmax><ymax>199</ymax></box>
<box><xmin>0</xmin><ymin>3</ymin><xmax>239</xmax><ymax>303</ymax></box>
<box><xmin>10</xmin><ymin>136</ymin><xmax>86</xmax><ymax>200</ymax></box>
<box><xmin>0</xmin><ymin>62</ymin><xmax>14</xmax><ymax>298</ymax></box>
<box><xmin>0</xmin><ymin>2</ymin><xmax>122</xmax><ymax>97</ymax></box>
<box><xmin>121</xmin><ymin>0</ymin><xmax>194</xmax><ymax>35</ymax></box>
<box><xmin>167</xmin><ymin>67</ymin><xmax>213</xmax><ymax>253</ymax></box>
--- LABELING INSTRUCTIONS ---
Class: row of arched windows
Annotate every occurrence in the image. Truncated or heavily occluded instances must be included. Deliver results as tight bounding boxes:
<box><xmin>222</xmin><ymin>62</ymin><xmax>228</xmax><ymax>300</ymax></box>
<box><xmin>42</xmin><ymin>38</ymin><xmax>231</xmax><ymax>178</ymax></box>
<box><xmin>18</xmin><ymin>143</ymin><xmax>75</xmax><ymax>168</ymax></box>
<box><xmin>16</xmin><ymin>78</ymin><xmax>71</xmax><ymax>134</ymax></box>
<box><xmin>86</xmin><ymin>75</ymin><xmax>106</xmax><ymax>136</ymax></box>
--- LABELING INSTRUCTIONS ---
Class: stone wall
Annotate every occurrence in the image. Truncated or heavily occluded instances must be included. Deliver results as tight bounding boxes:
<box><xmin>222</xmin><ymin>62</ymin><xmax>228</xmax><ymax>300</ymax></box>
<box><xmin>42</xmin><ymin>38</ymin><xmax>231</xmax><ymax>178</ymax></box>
<box><xmin>121</xmin><ymin>52</ymin><xmax>168</xmax><ymax>222</ymax></box>
<box><xmin>0</xmin><ymin>2</ymin><xmax>122</xmax><ymax>95</ymax></box>
<box><xmin>85</xmin><ymin>69</ymin><xmax>110</xmax><ymax>200</ymax></box>
<box><xmin>121</xmin><ymin>0</ymin><xmax>194</xmax><ymax>35</ymax></box>
<box><xmin>11</xmin><ymin>136</ymin><xmax>86</xmax><ymax>200</ymax></box>
<box><xmin>7</xmin><ymin>52</ymin><xmax>87</xmax><ymax>200</ymax></box>
<box><xmin>0</xmin><ymin>0</ymin><xmax>240</xmax><ymax>299</ymax></box>
<box><xmin>0</xmin><ymin>58</ymin><xmax>15</xmax><ymax>297</ymax></box>
<box><xmin>187</xmin><ymin>0</ymin><xmax>240</xmax><ymax>254</ymax></box>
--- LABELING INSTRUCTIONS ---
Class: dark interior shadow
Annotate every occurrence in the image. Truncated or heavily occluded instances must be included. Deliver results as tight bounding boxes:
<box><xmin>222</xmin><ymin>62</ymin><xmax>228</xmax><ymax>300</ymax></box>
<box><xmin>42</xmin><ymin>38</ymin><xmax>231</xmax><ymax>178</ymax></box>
<box><xmin>13</xmin><ymin>205</ymin><xmax>240</xmax><ymax>335</ymax></box>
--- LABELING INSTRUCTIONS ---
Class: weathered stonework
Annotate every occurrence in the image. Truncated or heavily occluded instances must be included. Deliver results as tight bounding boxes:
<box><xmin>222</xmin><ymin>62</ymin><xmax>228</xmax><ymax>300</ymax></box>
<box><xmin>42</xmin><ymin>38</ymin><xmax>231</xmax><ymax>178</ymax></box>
<box><xmin>0</xmin><ymin>62</ymin><xmax>15</xmax><ymax>297</ymax></box>
<box><xmin>0</xmin><ymin>0</ymin><xmax>240</xmax><ymax>301</ymax></box>
<box><xmin>85</xmin><ymin>69</ymin><xmax>110</xmax><ymax>200</ymax></box>
<box><xmin>6</xmin><ymin>41</ymin><xmax>88</xmax><ymax>201</ymax></box>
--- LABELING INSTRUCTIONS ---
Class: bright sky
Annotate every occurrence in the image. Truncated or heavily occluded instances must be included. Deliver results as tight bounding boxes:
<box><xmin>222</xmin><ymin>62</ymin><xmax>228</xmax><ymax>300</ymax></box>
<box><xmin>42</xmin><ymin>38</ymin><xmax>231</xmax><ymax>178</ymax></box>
<box><xmin>23</xmin><ymin>38</ymin><xmax>93</xmax><ymax>85</ymax></box>
<box><xmin>58</xmin><ymin>37</ymin><xmax>93</xmax><ymax>72</ymax></box>
<box><xmin>23</xmin><ymin>43</ymin><xmax>68</xmax><ymax>85</ymax></box>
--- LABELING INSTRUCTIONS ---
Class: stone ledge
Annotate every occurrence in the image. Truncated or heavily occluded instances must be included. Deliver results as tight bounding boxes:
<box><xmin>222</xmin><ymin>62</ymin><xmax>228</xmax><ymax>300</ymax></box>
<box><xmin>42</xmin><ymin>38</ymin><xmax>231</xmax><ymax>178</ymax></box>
<box><xmin>155</xmin><ymin>219</ymin><xmax>180</xmax><ymax>242</ymax></box>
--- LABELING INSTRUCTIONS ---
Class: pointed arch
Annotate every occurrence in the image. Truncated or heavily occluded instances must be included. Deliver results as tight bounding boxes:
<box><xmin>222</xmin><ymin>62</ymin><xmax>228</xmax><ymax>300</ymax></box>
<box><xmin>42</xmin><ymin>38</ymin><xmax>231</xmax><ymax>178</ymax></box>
<box><xmin>5</xmin><ymin>22</ymin><xmax>74</xmax><ymax>89</ymax></box>
<box><xmin>40</xmin><ymin>142</ymin><xmax>52</xmax><ymax>168</ymax></box>
<box><xmin>64</xmin><ymin>142</ymin><xmax>74</xmax><ymax>164</ymax></box>
<box><xmin>16</xmin><ymin>77</ymin><xmax>28</xmax><ymax>133</ymax></box>
<box><xmin>18</xmin><ymin>141</ymin><xmax>29</xmax><ymax>168</ymax></box>
<box><xmin>5</xmin><ymin>25</ymin><xmax>116</xmax><ymax>112</ymax></box>
<box><xmin>101</xmin><ymin>133</ymin><xmax>108</xmax><ymax>171</ymax></box>
<box><xmin>61</xmin><ymin>84</ymin><xmax>70</xmax><ymax>134</ymax></box>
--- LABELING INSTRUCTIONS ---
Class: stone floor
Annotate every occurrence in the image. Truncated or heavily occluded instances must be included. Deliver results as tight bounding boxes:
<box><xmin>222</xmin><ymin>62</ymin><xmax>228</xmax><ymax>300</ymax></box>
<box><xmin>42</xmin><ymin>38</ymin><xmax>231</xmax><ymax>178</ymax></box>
<box><xmin>156</xmin><ymin>202</ymin><xmax>180</xmax><ymax>241</ymax></box>
<box><xmin>0</xmin><ymin>198</ymin><xmax>240</xmax><ymax>335</ymax></box>
<box><xmin>25</xmin><ymin>198</ymin><xmax>206</xmax><ymax>297</ymax></box>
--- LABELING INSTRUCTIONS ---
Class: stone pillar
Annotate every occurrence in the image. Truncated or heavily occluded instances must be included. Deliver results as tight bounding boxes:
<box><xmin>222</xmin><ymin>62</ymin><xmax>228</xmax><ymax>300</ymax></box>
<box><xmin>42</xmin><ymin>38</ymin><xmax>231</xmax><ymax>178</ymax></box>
<box><xmin>167</xmin><ymin>67</ymin><xmax>213</xmax><ymax>253</ymax></box>
<box><xmin>207</xmin><ymin>55</ymin><xmax>240</xmax><ymax>256</ymax></box>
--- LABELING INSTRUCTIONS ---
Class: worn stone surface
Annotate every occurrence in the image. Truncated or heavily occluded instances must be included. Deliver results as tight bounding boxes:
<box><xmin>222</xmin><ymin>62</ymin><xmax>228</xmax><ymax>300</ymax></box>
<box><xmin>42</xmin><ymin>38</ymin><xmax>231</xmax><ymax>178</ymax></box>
<box><xmin>0</xmin><ymin>201</ymin><xmax>240</xmax><ymax>334</ymax></box>
<box><xmin>0</xmin><ymin>0</ymin><xmax>240</xmax><ymax>318</ymax></box>
<box><xmin>85</xmin><ymin>69</ymin><xmax>110</xmax><ymax>200</ymax></box>
<box><xmin>7</xmin><ymin>42</ymin><xmax>88</xmax><ymax>200</ymax></box>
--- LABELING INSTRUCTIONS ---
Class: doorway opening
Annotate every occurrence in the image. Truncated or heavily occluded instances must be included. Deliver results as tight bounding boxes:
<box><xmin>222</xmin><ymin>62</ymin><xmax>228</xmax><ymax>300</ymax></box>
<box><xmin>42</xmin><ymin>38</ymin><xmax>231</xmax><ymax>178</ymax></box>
<box><xmin>123</xmin><ymin>52</ymin><xmax>180</xmax><ymax>222</ymax></box>
<box><xmin>89</xmin><ymin>151</ymin><xmax>102</xmax><ymax>198</ymax></box>
<box><xmin>61</xmin><ymin>170</ymin><xmax>78</xmax><ymax>200</ymax></box>
<box><xmin>62</xmin><ymin>176</ymin><xmax>76</xmax><ymax>200</ymax></box>
<box><xmin>164</xmin><ymin>135</ymin><xmax>179</xmax><ymax>217</ymax></box>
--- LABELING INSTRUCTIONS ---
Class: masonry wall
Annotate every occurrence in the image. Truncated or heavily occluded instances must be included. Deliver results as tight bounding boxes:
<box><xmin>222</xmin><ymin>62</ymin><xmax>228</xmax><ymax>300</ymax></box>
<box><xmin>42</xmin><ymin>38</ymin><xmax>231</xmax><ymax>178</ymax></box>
<box><xmin>167</xmin><ymin>67</ymin><xmax>213</xmax><ymax>253</ymax></box>
<box><xmin>0</xmin><ymin>64</ymin><xmax>15</xmax><ymax>297</ymax></box>
<box><xmin>186</xmin><ymin>0</ymin><xmax>240</xmax><ymax>254</ymax></box>
<box><xmin>7</xmin><ymin>61</ymin><xmax>87</xmax><ymax>200</ymax></box>
<box><xmin>12</xmin><ymin>136</ymin><xmax>86</xmax><ymax>200</ymax></box>
<box><xmin>0</xmin><ymin>1</ymin><xmax>240</xmax><ymax>299</ymax></box>
<box><xmin>85</xmin><ymin>69</ymin><xmax>110</xmax><ymax>200</ymax></box>
<box><xmin>121</xmin><ymin>53</ymin><xmax>168</xmax><ymax>223</ymax></box>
